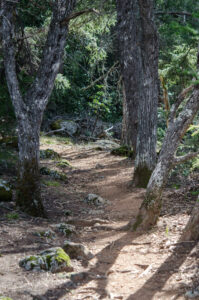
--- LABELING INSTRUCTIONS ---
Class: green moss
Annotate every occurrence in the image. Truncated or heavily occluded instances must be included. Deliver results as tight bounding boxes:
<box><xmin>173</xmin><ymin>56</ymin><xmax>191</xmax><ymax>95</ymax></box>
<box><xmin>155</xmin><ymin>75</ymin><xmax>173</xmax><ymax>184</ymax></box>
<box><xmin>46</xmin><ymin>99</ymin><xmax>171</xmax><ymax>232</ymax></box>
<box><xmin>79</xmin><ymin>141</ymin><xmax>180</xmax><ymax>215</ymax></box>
<box><xmin>40</xmin><ymin>149</ymin><xmax>60</xmax><ymax>160</ymax></box>
<box><xmin>6</xmin><ymin>213</ymin><xmax>19</xmax><ymax>220</ymax></box>
<box><xmin>111</xmin><ymin>145</ymin><xmax>134</xmax><ymax>158</ymax></box>
<box><xmin>0</xmin><ymin>297</ymin><xmax>13</xmax><ymax>300</ymax></box>
<box><xmin>133</xmin><ymin>166</ymin><xmax>153</xmax><ymax>188</ymax></box>
<box><xmin>132</xmin><ymin>214</ymin><xmax>143</xmax><ymax>231</ymax></box>
<box><xmin>44</xmin><ymin>180</ymin><xmax>61</xmax><ymax>187</ymax></box>
<box><xmin>40</xmin><ymin>167</ymin><xmax>67</xmax><ymax>181</ymax></box>
<box><xmin>55</xmin><ymin>248</ymin><xmax>71</xmax><ymax>265</ymax></box>
<box><xmin>50</xmin><ymin>119</ymin><xmax>62</xmax><ymax>130</ymax></box>
<box><xmin>56</xmin><ymin>159</ymin><xmax>72</xmax><ymax>168</ymax></box>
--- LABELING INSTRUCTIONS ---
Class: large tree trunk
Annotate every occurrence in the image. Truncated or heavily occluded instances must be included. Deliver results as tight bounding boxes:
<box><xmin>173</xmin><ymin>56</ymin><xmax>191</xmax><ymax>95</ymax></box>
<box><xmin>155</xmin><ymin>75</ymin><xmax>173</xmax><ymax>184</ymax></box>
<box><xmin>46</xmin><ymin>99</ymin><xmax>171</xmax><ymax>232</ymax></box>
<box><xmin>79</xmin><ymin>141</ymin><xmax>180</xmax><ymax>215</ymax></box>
<box><xmin>1</xmin><ymin>0</ymin><xmax>76</xmax><ymax>216</ymax></box>
<box><xmin>117</xmin><ymin>0</ymin><xmax>158</xmax><ymax>185</ymax></box>
<box><xmin>129</xmin><ymin>85</ymin><xmax>199</xmax><ymax>231</ymax></box>
<box><xmin>133</xmin><ymin>0</ymin><xmax>159</xmax><ymax>188</ymax></box>
<box><xmin>116</xmin><ymin>0</ymin><xmax>140</xmax><ymax>152</ymax></box>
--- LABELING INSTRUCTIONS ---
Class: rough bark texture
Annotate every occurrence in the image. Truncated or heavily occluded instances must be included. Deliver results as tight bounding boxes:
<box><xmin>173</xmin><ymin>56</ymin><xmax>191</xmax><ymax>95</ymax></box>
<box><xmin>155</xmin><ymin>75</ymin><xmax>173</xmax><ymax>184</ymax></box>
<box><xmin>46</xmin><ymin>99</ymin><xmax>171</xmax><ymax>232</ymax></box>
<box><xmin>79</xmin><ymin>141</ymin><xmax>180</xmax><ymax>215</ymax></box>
<box><xmin>130</xmin><ymin>86</ymin><xmax>199</xmax><ymax>231</ymax></box>
<box><xmin>1</xmin><ymin>0</ymin><xmax>76</xmax><ymax>216</ymax></box>
<box><xmin>116</xmin><ymin>0</ymin><xmax>158</xmax><ymax>186</ymax></box>
<box><xmin>133</xmin><ymin>0</ymin><xmax>159</xmax><ymax>187</ymax></box>
<box><xmin>181</xmin><ymin>197</ymin><xmax>199</xmax><ymax>241</ymax></box>
<box><xmin>116</xmin><ymin>0</ymin><xmax>140</xmax><ymax>151</ymax></box>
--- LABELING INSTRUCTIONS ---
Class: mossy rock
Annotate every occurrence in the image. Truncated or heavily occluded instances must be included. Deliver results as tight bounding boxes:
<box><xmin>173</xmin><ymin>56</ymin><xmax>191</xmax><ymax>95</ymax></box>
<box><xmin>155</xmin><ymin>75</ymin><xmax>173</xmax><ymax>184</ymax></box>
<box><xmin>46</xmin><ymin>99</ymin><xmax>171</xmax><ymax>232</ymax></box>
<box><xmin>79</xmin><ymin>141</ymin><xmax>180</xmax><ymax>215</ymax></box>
<box><xmin>0</xmin><ymin>136</ymin><xmax>18</xmax><ymax>149</ymax></box>
<box><xmin>40</xmin><ymin>167</ymin><xmax>67</xmax><ymax>181</ymax></box>
<box><xmin>50</xmin><ymin>119</ymin><xmax>62</xmax><ymax>130</ymax></box>
<box><xmin>56</xmin><ymin>159</ymin><xmax>72</xmax><ymax>169</ymax></box>
<box><xmin>19</xmin><ymin>247</ymin><xmax>73</xmax><ymax>273</ymax></box>
<box><xmin>0</xmin><ymin>179</ymin><xmax>12</xmax><ymax>202</ymax></box>
<box><xmin>55</xmin><ymin>223</ymin><xmax>76</xmax><ymax>236</ymax></box>
<box><xmin>40</xmin><ymin>149</ymin><xmax>60</xmax><ymax>160</ymax></box>
<box><xmin>34</xmin><ymin>230</ymin><xmax>55</xmax><ymax>239</ymax></box>
<box><xmin>0</xmin><ymin>297</ymin><xmax>13</xmax><ymax>300</ymax></box>
<box><xmin>111</xmin><ymin>145</ymin><xmax>134</xmax><ymax>158</ymax></box>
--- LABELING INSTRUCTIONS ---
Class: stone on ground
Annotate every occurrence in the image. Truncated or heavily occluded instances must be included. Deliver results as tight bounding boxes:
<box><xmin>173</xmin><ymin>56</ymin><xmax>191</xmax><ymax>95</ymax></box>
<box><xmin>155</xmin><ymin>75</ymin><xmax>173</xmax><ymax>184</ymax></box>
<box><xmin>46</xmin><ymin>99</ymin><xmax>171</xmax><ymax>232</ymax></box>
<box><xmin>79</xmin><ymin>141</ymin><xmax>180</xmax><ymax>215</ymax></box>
<box><xmin>63</xmin><ymin>240</ymin><xmax>93</xmax><ymax>260</ymax></box>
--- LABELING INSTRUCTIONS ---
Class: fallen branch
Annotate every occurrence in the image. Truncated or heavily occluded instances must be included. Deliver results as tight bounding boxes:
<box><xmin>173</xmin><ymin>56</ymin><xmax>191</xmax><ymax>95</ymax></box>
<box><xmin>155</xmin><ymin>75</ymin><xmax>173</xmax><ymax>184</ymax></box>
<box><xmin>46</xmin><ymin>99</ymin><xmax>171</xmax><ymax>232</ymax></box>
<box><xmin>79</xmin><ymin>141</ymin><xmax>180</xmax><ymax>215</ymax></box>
<box><xmin>61</xmin><ymin>8</ymin><xmax>100</xmax><ymax>26</ymax></box>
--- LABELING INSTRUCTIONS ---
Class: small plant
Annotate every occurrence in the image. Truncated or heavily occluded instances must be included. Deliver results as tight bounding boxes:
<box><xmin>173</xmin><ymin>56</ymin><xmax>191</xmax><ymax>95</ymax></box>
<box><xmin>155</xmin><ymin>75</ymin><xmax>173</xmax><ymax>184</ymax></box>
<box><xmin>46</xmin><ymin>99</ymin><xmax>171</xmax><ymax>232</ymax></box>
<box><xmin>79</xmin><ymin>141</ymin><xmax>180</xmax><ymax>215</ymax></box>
<box><xmin>44</xmin><ymin>180</ymin><xmax>61</xmax><ymax>187</ymax></box>
<box><xmin>6</xmin><ymin>213</ymin><xmax>19</xmax><ymax>220</ymax></box>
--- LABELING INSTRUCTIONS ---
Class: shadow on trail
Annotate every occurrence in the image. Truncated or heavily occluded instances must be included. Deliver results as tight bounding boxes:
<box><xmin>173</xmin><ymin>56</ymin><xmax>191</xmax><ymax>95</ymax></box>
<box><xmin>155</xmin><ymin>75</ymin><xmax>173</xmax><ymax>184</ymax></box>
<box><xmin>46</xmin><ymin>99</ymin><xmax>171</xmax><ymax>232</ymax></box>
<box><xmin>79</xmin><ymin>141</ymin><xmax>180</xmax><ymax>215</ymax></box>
<box><xmin>126</xmin><ymin>240</ymin><xmax>197</xmax><ymax>300</ymax></box>
<box><xmin>34</xmin><ymin>229</ymin><xmax>143</xmax><ymax>300</ymax></box>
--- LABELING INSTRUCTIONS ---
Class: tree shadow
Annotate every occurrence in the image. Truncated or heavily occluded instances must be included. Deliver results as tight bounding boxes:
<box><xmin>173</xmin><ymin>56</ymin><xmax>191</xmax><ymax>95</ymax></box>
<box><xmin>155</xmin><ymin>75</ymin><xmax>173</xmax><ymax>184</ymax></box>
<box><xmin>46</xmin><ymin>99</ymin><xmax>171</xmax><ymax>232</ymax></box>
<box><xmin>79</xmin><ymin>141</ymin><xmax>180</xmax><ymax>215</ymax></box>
<box><xmin>126</xmin><ymin>240</ymin><xmax>197</xmax><ymax>300</ymax></box>
<box><xmin>33</xmin><ymin>229</ymin><xmax>144</xmax><ymax>300</ymax></box>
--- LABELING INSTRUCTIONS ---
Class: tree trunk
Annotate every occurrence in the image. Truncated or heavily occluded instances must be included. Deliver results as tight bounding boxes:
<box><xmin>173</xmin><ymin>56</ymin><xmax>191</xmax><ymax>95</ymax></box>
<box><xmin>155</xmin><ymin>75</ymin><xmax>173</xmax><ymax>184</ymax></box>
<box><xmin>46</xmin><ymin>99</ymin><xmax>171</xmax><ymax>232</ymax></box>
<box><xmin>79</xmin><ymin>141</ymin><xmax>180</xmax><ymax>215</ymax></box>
<box><xmin>1</xmin><ymin>0</ymin><xmax>76</xmax><ymax>216</ymax></box>
<box><xmin>181</xmin><ymin>197</ymin><xmax>199</xmax><ymax>241</ymax></box>
<box><xmin>17</xmin><ymin>117</ymin><xmax>44</xmax><ymax>216</ymax></box>
<box><xmin>116</xmin><ymin>0</ymin><xmax>140</xmax><ymax>152</ymax></box>
<box><xmin>116</xmin><ymin>0</ymin><xmax>158</xmax><ymax>184</ymax></box>
<box><xmin>129</xmin><ymin>86</ymin><xmax>199</xmax><ymax>231</ymax></box>
<box><xmin>133</xmin><ymin>0</ymin><xmax>159</xmax><ymax>187</ymax></box>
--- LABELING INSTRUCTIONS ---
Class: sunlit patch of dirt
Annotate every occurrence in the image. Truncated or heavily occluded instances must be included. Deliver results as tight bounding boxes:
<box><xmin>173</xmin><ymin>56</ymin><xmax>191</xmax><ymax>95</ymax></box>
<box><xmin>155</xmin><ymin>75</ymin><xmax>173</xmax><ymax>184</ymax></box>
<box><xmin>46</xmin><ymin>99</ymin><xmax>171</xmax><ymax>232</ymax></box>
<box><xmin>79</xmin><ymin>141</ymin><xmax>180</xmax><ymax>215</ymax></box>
<box><xmin>0</xmin><ymin>140</ymin><xmax>198</xmax><ymax>300</ymax></box>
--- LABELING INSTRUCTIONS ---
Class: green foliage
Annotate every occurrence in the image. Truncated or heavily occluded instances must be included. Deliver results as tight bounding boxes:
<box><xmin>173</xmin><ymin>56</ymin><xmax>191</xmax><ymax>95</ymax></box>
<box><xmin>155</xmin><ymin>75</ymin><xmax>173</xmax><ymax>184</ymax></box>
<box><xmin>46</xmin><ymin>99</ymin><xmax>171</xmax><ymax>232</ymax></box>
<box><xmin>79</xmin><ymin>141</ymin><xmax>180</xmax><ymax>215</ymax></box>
<box><xmin>6</xmin><ymin>213</ymin><xmax>19</xmax><ymax>220</ymax></box>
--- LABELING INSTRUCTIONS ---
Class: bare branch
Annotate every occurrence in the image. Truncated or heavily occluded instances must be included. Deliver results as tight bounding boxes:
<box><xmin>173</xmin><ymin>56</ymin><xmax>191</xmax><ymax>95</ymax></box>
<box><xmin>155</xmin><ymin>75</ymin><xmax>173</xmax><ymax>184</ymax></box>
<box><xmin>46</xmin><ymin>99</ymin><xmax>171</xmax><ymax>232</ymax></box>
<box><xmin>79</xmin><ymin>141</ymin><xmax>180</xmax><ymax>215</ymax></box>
<box><xmin>1</xmin><ymin>0</ymin><xmax>26</xmax><ymax>118</ymax></box>
<box><xmin>173</xmin><ymin>151</ymin><xmax>199</xmax><ymax>166</ymax></box>
<box><xmin>82</xmin><ymin>61</ymin><xmax>119</xmax><ymax>91</ymax></box>
<box><xmin>155</xmin><ymin>11</ymin><xmax>192</xmax><ymax>17</ymax></box>
<box><xmin>169</xmin><ymin>84</ymin><xmax>194</xmax><ymax>123</ymax></box>
<box><xmin>61</xmin><ymin>8</ymin><xmax>100</xmax><ymax>26</ymax></box>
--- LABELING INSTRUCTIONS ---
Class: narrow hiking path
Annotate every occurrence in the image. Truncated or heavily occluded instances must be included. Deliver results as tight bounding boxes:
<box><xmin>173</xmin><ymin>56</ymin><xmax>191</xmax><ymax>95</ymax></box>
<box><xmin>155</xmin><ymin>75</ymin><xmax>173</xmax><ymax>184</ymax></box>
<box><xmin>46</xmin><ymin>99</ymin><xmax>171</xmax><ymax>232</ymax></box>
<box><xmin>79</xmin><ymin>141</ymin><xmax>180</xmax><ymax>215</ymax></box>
<box><xmin>0</xmin><ymin>139</ymin><xmax>198</xmax><ymax>300</ymax></box>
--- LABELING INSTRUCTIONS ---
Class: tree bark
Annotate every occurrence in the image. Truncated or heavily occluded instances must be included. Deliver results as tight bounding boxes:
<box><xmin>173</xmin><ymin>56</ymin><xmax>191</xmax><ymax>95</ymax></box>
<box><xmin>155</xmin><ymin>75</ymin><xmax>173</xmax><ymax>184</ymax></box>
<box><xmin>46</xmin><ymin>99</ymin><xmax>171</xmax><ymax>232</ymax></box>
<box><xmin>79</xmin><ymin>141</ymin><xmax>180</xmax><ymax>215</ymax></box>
<box><xmin>116</xmin><ymin>0</ymin><xmax>158</xmax><ymax>186</ymax></box>
<box><xmin>129</xmin><ymin>86</ymin><xmax>199</xmax><ymax>231</ymax></box>
<box><xmin>133</xmin><ymin>0</ymin><xmax>159</xmax><ymax>188</ymax></box>
<box><xmin>116</xmin><ymin>0</ymin><xmax>140</xmax><ymax>151</ymax></box>
<box><xmin>1</xmin><ymin>0</ymin><xmax>76</xmax><ymax>216</ymax></box>
<box><xmin>181</xmin><ymin>197</ymin><xmax>199</xmax><ymax>241</ymax></box>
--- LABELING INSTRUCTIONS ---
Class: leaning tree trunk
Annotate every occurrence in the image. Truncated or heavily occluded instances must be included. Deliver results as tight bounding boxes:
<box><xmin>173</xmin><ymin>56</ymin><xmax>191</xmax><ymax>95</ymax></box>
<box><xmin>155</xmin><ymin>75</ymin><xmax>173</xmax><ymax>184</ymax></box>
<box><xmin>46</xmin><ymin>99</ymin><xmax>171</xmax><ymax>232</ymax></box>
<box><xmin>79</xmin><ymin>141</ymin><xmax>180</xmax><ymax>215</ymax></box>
<box><xmin>181</xmin><ymin>197</ymin><xmax>199</xmax><ymax>241</ymax></box>
<box><xmin>1</xmin><ymin>0</ymin><xmax>76</xmax><ymax>216</ymax></box>
<box><xmin>116</xmin><ymin>0</ymin><xmax>158</xmax><ymax>184</ymax></box>
<box><xmin>129</xmin><ymin>84</ymin><xmax>199</xmax><ymax>231</ymax></box>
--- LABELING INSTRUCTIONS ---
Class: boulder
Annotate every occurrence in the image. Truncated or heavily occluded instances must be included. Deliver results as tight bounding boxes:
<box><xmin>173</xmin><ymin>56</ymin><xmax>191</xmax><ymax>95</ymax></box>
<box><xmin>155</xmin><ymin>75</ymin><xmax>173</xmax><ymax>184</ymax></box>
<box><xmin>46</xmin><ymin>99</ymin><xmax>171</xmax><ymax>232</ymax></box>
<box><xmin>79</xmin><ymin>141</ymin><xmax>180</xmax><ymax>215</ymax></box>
<box><xmin>40</xmin><ymin>149</ymin><xmax>60</xmax><ymax>160</ymax></box>
<box><xmin>50</xmin><ymin>119</ymin><xmax>78</xmax><ymax>136</ymax></box>
<box><xmin>40</xmin><ymin>167</ymin><xmax>67</xmax><ymax>181</ymax></box>
<box><xmin>0</xmin><ymin>180</ymin><xmax>12</xmax><ymax>202</ymax></box>
<box><xmin>19</xmin><ymin>247</ymin><xmax>73</xmax><ymax>273</ymax></box>
<box><xmin>84</xmin><ymin>194</ymin><xmax>108</xmax><ymax>206</ymax></box>
<box><xmin>63</xmin><ymin>240</ymin><xmax>93</xmax><ymax>260</ymax></box>
<box><xmin>55</xmin><ymin>223</ymin><xmax>76</xmax><ymax>236</ymax></box>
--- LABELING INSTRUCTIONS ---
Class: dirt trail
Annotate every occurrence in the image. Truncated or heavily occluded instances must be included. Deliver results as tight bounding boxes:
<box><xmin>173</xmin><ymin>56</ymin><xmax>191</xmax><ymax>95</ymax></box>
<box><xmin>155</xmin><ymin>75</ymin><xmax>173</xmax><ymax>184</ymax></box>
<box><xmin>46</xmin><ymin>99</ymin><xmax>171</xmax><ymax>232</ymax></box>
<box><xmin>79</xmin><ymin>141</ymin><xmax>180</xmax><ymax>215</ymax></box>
<box><xmin>0</xmin><ymin>141</ymin><xmax>198</xmax><ymax>300</ymax></box>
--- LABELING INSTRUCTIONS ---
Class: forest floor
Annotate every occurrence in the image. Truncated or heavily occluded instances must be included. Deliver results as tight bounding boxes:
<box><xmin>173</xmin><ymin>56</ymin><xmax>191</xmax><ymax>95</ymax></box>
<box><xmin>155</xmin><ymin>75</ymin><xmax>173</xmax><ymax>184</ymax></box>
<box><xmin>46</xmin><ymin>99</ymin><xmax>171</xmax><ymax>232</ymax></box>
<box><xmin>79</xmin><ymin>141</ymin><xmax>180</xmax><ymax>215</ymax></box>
<box><xmin>0</xmin><ymin>136</ymin><xmax>199</xmax><ymax>300</ymax></box>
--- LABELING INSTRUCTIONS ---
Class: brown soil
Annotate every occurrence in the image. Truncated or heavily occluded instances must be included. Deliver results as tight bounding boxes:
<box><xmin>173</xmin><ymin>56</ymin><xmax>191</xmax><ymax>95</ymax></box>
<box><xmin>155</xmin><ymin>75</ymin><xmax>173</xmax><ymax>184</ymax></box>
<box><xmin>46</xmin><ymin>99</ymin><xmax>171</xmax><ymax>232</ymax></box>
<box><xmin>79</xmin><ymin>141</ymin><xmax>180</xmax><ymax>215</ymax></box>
<box><xmin>0</xmin><ymin>140</ymin><xmax>198</xmax><ymax>300</ymax></box>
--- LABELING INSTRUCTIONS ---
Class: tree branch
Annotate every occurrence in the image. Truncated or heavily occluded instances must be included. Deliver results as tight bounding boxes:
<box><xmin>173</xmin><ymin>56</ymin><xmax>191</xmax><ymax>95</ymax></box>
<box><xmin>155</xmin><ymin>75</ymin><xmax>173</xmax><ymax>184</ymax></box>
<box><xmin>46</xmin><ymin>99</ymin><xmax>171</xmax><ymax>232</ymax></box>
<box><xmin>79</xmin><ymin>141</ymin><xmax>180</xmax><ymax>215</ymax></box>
<box><xmin>173</xmin><ymin>151</ymin><xmax>199</xmax><ymax>165</ymax></box>
<box><xmin>1</xmin><ymin>0</ymin><xmax>26</xmax><ymax>119</ymax></box>
<box><xmin>61</xmin><ymin>8</ymin><xmax>100</xmax><ymax>26</ymax></box>
<box><xmin>169</xmin><ymin>84</ymin><xmax>194</xmax><ymax>123</ymax></box>
<box><xmin>25</xmin><ymin>0</ymin><xmax>76</xmax><ymax>117</ymax></box>
<box><xmin>155</xmin><ymin>11</ymin><xmax>192</xmax><ymax>17</ymax></box>
<box><xmin>82</xmin><ymin>61</ymin><xmax>119</xmax><ymax>91</ymax></box>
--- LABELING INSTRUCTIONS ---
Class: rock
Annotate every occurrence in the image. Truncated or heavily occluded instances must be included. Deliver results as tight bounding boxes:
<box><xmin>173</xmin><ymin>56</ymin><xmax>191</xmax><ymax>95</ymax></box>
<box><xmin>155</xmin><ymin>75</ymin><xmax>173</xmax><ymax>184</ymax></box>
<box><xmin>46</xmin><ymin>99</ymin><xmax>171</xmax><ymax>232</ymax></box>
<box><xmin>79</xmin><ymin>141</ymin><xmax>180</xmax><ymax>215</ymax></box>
<box><xmin>0</xmin><ymin>180</ymin><xmax>12</xmax><ymax>202</ymax></box>
<box><xmin>40</xmin><ymin>167</ymin><xmax>67</xmax><ymax>181</ymax></box>
<box><xmin>19</xmin><ymin>247</ymin><xmax>73</xmax><ymax>273</ymax></box>
<box><xmin>34</xmin><ymin>230</ymin><xmax>55</xmax><ymax>239</ymax></box>
<box><xmin>84</xmin><ymin>194</ymin><xmax>108</xmax><ymax>206</ymax></box>
<box><xmin>55</xmin><ymin>223</ymin><xmax>76</xmax><ymax>236</ymax></box>
<box><xmin>40</xmin><ymin>149</ymin><xmax>60</xmax><ymax>160</ymax></box>
<box><xmin>111</xmin><ymin>145</ymin><xmax>134</xmax><ymax>158</ymax></box>
<box><xmin>185</xmin><ymin>289</ymin><xmax>199</xmax><ymax>299</ymax></box>
<box><xmin>92</xmin><ymin>139</ymin><xmax>120</xmax><ymax>151</ymax></box>
<box><xmin>70</xmin><ymin>272</ymin><xmax>89</xmax><ymax>282</ymax></box>
<box><xmin>56</xmin><ymin>159</ymin><xmax>72</xmax><ymax>169</ymax></box>
<box><xmin>50</xmin><ymin>119</ymin><xmax>78</xmax><ymax>136</ymax></box>
<box><xmin>63</xmin><ymin>240</ymin><xmax>93</xmax><ymax>260</ymax></box>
